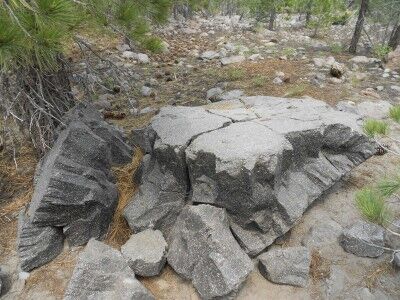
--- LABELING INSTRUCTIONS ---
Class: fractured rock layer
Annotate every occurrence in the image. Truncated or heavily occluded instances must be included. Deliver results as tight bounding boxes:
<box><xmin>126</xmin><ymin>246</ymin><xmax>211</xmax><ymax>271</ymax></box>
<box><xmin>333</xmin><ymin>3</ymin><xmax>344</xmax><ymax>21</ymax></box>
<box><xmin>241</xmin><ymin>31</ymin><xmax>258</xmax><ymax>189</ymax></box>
<box><xmin>167</xmin><ymin>204</ymin><xmax>253</xmax><ymax>299</ymax></box>
<box><xmin>126</xmin><ymin>96</ymin><xmax>374</xmax><ymax>258</ymax></box>
<box><xmin>18</xmin><ymin>103</ymin><xmax>132</xmax><ymax>270</ymax></box>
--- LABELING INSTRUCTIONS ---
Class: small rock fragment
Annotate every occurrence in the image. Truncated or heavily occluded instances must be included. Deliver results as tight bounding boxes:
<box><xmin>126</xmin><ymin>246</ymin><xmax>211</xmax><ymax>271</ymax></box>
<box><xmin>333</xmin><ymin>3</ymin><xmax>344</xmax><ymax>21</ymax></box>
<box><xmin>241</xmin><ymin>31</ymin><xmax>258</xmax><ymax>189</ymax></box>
<box><xmin>65</xmin><ymin>239</ymin><xmax>154</xmax><ymax>300</ymax></box>
<box><xmin>121</xmin><ymin>229</ymin><xmax>167</xmax><ymax>277</ymax></box>
<box><xmin>339</xmin><ymin>220</ymin><xmax>385</xmax><ymax>258</ymax></box>
<box><xmin>221</xmin><ymin>55</ymin><xmax>245</xmax><ymax>65</ymax></box>
<box><xmin>258</xmin><ymin>247</ymin><xmax>311</xmax><ymax>287</ymax></box>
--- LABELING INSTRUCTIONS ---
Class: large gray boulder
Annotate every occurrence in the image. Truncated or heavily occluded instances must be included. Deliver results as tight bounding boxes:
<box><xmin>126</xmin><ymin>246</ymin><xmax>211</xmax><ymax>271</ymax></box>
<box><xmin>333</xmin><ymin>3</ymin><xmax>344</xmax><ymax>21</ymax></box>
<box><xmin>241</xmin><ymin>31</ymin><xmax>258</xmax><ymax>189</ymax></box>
<box><xmin>339</xmin><ymin>220</ymin><xmax>385</xmax><ymax>258</ymax></box>
<box><xmin>167</xmin><ymin>205</ymin><xmax>253</xmax><ymax>299</ymax></box>
<box><xmin>121</xmin><ymin>229</ymin><xmax>167</xmax><ymax>277</ymax></box>
<box><xmin>64</xmin><ymin>239</ymin><xmax>154</xmax><ymax>300</ymax></box>
<box><xmin>27</xmin><ymin>121</ymin><xmax>119</xmax><ymax>246</ymax></box>
<box><xmin>124</xmin><ymin>106</ymin><xmax>231</xmax><ymax>236</ymax></box>
<box><xmin>258</xmin><ymin>247</ymin><xmax>311</xmax><ymax>287</ymax></box>
<box><xmin>18</xmin><ymin>210</ymin><xmax>64</xmax><ymax>272</ymax></box>
<box><xmin>126</xmin><ymin>96</ymin><xmax>374</xmax><ymax>257</ymax></box>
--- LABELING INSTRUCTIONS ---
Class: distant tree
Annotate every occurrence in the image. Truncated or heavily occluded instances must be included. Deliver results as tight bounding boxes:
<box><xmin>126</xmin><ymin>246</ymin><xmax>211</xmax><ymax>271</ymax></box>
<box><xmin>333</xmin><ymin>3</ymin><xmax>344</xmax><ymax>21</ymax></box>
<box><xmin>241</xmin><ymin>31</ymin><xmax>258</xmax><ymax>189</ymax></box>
<box><xmin>349</xmin><ymin>0</ymin><xmax>368</xmax><ymax>53</ymax></box>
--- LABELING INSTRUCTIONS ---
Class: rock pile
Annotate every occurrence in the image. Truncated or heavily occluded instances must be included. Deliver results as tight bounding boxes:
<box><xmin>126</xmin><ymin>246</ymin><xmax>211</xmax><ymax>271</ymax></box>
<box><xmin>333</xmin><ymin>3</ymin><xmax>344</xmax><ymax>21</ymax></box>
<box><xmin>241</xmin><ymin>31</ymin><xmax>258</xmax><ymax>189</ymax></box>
<box><xmin>18</xmin><ymin>103</ymin><xmax>132</xmax><ymax>271</ymax></box>
<box><xmin>125</xmin><ymin>95</ymin><xmax>374</xmax><ymax>296</ymax></box>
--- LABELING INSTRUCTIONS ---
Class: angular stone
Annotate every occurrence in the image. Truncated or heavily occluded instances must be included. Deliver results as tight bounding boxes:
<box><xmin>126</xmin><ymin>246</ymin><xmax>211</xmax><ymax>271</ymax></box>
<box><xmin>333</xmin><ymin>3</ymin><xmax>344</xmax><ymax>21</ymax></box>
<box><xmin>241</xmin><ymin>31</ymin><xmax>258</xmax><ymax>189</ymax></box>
<box><xmin>0</xmin><ymin>267</ymin><xmax>10</xmax><ymax>297</ymax></box>
<box><xmin>18</xmin><ymin>211</ymin><xmax>64</xmax><ymax>272</ymax></box>
<box><xmin>65</xmin><ymin>239</ymin><xmax>154</xmax><ymax>300</ymax></box>
<box><xmin>206</xmin><ymin>87</ymin><xmax>223</xmax><ymax>102</ymax></box>
<box><xmin>258</xmin><ymin>247</ymin><xmax>311</xmax><ymax>287</ymax></box>
<box><xmin>394</xmin><ymin>252</ymin><xmax>400</xmax><ymax>268</ymax></box>
<box><xmin>221</xmin><ymin>55</ymin><xmax>245</xmax><ymax>65</ymax></box>
<box><xmin>385</xmin><ymin>219</ymin><xmax>400</xmax><ymax>249</ymax></box>
<box><xmin>167</xmin><ymin>205</ymin><xmax>253</xmax><ymax>299</ymax></box>
<box><xmin>60</xmin><ymin>102</ymin><xmax>133</xmax><ymax>165</ymax></box>
<box><xmin>121</xmin><ymin>229</ymin><xmax>167</xmax><ymax>277</ymax></box>
<box><xmin>339</xmin><ymin>221</ymin><xmax>385</xmax><ymax>258</ymax></box>
<box><xmin>200</xmin><ymin>51</ymin><xmax>220</xmax><ymax>60</ymax></box>
<box><xmin>27</xmin><ymin>104</ymin><xmax>125</xmax><ymax>246</ymax></box>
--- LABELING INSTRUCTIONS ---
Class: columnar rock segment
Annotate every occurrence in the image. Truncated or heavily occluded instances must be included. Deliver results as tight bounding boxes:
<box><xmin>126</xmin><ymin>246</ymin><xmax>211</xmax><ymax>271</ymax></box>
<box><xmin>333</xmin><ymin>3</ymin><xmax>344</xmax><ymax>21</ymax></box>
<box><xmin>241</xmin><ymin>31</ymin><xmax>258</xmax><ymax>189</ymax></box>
<box><xmin>18</xmin><ymin>102</ymin><xmax>132</xmax><ymax>270</ymax></box>
<box><xmin>17</xmin><ymin>211</ymin><xmax>64</xmax><ymax>272</ymax></box>
<box><xmin>64</xmin><ymin>239</ymin><xmax>154</xmax><ymax>300</ymax></box>
<box><xmin>124</xmin><ymin>106</ymin><xmax>231</xmax><ymax>235</ymax></box>
<box><xmin>126</xmin><ymin>96</ymin><xmax>374</xmax><ymax>262</ymax></box>
<box><xmin>167</xmin><ymin>205</ymin><xmax>253</xmax><ymax>299</ymax></box>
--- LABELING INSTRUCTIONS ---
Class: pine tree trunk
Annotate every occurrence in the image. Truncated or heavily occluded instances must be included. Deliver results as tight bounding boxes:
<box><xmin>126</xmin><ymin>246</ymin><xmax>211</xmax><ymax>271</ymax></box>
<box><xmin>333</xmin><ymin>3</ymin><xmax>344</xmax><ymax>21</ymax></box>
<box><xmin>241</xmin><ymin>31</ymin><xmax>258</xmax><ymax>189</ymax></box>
<box><xmin>269</xmin><ymin>8</ymin><xmax>276</xmax><ymax>31</ymax></box>
<box><xmin>349</xmin><ymin>0</ymin><xmax>368</xmax><ymax>54</ymax></box>
<box><xmin>389</xmin><ymin>25</ymin><xmax>400</xmax><ymax>50</ymax></box>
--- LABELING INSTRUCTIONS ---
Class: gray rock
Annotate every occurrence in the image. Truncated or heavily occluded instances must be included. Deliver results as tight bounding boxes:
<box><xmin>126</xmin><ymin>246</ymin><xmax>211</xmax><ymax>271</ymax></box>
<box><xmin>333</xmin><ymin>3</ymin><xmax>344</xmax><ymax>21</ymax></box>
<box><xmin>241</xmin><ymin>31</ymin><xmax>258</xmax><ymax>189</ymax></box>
<box><xmin>137</xmin><ymin>53</ymin><xmax>150</xmax><ymax>64</ymax></box>
<box><xmin>206</xmin><ymin>87</ymin><xmax>224</xmax><ymax>102</ymax></box>
<box><xmin>26</xmin><ymin>103</ymin><xmax>130</xmax><ymax>247</ymax></box>
<box><xmin>167</xmin><ymin>205</ymin><xmax>253</xmax><ymax>299</ymax></box>
<box><xmin>0</xmin><ymin>267</ymin><xmax>10</xmax><ymax>297</ymax></box>
<box><xmin>221</xmin><ymin>55</ymin><xmax>245</xmax><ymax>65</ymax></box>
<box><xmin>64</xmin><ymin>239</ymin><xmax>154</xmax><ymax>300</ymax></box>
<box><xmin>200</xmin><ymin>50</ymin><xmax>220</xmax><ymax>60</ymax></box>
<box><xmin>124</xmin><ymin>106</ymin><xmax>231</xmax><ymax>236</ymax></box>
<box><xmin>350</xmin><ymin>56</ymin><xmax>373</xmax><ymax>64</ymax></box>
<box><xmin>129</xmin><ymin>97</ymin><xmax>374</xmax><ymax>258</ymax></box>
<box><xmin>219</xmin><ymin>89</ymin><xmax>244</xmax><ymax>101</ymax></box>
<box><xmin>394</xmin><ymin>252</ymin><xmax>400</xmax><ymax>268</ymax></box>
<box><xmin>130</xmin><ymin>127</ymin><xmax>157</xmax><ymax>154</ymax></box>
<box><xmin>18</xmin><ymin>210</ymin><xmax>64</xmax><ymax>272</ymax></box>
<box><xmin>339</xmin><ymin>220</ymin><xmax>385</xmax><ymax>257</ymax></box>
<box><xmin>258</xmin><ymin>247</ymin><xmax>311</xmax><ymax>287</ymax></box>
<box><xmin>302</xmin><ymin>219</ymin><xmax>342</xmax><ymax>248</ymax></box>
<box><xmin>141</xmin><ymin>86</ymin><xmax>153</xmax><ymax>97</ymax></box>
<box><xmin>121</xmin><ymin>229</ymin><xmax>167</xmax><ymax>277</ymax></box>
<box><xmin>385</xmin><ymin>219</ymin><xmax>400</xmax><ymax>249</ymax></box>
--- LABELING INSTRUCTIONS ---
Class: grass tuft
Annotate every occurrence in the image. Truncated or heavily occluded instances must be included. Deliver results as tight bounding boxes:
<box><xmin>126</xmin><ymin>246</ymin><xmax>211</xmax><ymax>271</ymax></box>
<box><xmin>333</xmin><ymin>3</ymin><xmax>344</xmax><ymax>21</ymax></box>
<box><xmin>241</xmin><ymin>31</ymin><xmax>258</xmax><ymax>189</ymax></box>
<box><xmin>225</xmin><ymin>68</ymin><xmax>245</xmax><ymax>81</ymax></box>
<box><xmin>284</xmin><ymin>84</ymin><xmax>307</xmax><ymax>98</ymax></box>
<box><xmin>389</xmin><ymin>105</ymin><xmax>400</xmax><ymax>123</ymax></box>
<box><xmin>252</xmin><ymin>75</ymin><xmax>267</xmax><ymax>87</ymax></box>
<box><xmin>355</xmin><ymin>187</ymin><xmax>388</xmax><ymax>225</ymax></box>
<box><xmin>363</xmin><ymin>119</ymin><xmax>389</xmax><ymax>138</ymax></box>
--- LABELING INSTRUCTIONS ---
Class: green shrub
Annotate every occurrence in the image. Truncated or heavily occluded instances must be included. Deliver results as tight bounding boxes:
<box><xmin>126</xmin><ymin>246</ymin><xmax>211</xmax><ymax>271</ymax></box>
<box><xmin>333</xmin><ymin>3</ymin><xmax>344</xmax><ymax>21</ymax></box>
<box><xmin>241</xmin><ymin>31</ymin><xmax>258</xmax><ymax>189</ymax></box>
<box><xmin>356</xmin><ymin>188</ymin><xmax>388</xmax><ymax>225</ymax></box>
<box><xmin>363</xmin><ymin>119</ymin><xmax>389</xmax><ymax>137</ymax></box>
<box><xmin>141</xmin><ymin>36</ymin><xmax>164</xmax><ymax>53</ymax></box>
<box><xmin>252</xmin><ymin>75</ymin><xmax>267</xmax><ymax>87</ymax></box>
<box><xmin>330</xmin><ymin>43</ymin><xmax>343</xmax><ymax>54</ymax></box>
<box><xmin>284</xmin><ymin>84</ymin><xmax>307</xmax><ymax>97</ymax></box>
<box><xmin>373</xmin><ymin>44</ymin><xmax>392</xmax><ymax>60</ymax></box>
<box><xmin>225</xmin><ymin>68</ymin><xmax>245</xmax><ymax>81</ymax></box>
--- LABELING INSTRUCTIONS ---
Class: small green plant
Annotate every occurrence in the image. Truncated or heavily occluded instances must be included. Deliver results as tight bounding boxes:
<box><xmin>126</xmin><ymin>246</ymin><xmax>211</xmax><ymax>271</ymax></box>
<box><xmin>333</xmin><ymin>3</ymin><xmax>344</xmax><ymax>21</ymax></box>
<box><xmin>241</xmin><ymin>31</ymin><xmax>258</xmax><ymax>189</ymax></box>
<box><xmin>252</xmin><ymin>75</ymin><xmax>267</xmax><ymax>87</ymax></box>
<box><xmin>355</xmin><ymin>188</ymin><xmax>388</xmax><ymax>225</ymax></box>
<box><xmin>282</xmin><ymin>47</ymin><xmax>296</xmax><ymax>58</ymax></box>
<box><xmin>363</xmin><ymin>119</ymin><xmax>389</xmax><ymax>138</ymax></box>
<box><xmin>389</xmin><ymin>106</ymin><xmax>400</xmax><ymax>123</ymax></box>
<box><xmin>284</xmin><ymin>84</ymin><xmax>307</xmax><ymax>98</ymax></box>
<box><xmin>140</xmin><ymin>36</ymin><xmax>164</xmax><ymax>53</ymax></box>
<box><xmin>378</xmin><ymin>176</ymin><xmax>400</xmax><ymax>197</ymax></box>
<box><xmin>225</xmin><ymin>68</ymin><xmax>245</xmax><ymax>81</ymax></box>
<box><xmin>373</xmin><ymin>44</ymin><xmax>392</xmax><ymax>60</ymax></box>
<box><xmin>330</xmin><ymin>43</ymin><xmax>343</xmax><ymax>54</ymax></box>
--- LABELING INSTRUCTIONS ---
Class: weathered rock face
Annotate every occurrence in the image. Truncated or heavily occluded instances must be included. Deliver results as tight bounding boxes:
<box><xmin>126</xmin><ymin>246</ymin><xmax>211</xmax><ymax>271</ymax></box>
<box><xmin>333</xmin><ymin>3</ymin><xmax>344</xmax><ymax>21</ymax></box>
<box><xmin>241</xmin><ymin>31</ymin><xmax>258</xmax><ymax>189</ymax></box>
<box><xmin>339</xmin><ymin>221</ymin><xmax>385</xmax><ymax>258</ymax></box>
<box><xmin>258</xmin><ymin>247</ymin><xmax>311</xmax><ymax>287</ymax></box>
<box><xmin>167</xmin><ymin>205</ymin><xmax>253</xmax><ymax>299</ymax></box>
<box><xmin>65</xmin><ymin>239</ymin><xmax>154</xmax><ymax>300</ymax></box>
<box><xmin>126</xmin><ymin>96</ymin><xmax>374</xmax><ymax>258</ymax></box>
<box><xmin>17</xmin><ymin>211</ymin><xmax>64</xmax><ymax>272</ymax></box>
<box><xmin>121</xmin><ymin>229</ymin><xmax>167</xmax><ymax>277</ymax></box>
<box><xmin>18</xmin><ymin>103</ymin><xmax>132</xmax><ymax>270</ymax></box>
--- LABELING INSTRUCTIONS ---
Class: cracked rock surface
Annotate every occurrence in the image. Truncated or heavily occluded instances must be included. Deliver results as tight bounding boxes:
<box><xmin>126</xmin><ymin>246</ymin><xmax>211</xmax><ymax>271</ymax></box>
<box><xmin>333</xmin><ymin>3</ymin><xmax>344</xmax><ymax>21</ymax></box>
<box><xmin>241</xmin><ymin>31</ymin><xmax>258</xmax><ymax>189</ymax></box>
<box><xmin>125</xmin><ymin>96</ymin><xmax>374</xmax><ymax>256</ymax></box>
<box><xmin>64</xmin><ymin>239</ymin><xmax>154</xmax><ymax>300</ymax></box>
<box><xmin>18</xmin><ymin>103</ymin><xmax>132</xmax><ymax>271</ymax></box>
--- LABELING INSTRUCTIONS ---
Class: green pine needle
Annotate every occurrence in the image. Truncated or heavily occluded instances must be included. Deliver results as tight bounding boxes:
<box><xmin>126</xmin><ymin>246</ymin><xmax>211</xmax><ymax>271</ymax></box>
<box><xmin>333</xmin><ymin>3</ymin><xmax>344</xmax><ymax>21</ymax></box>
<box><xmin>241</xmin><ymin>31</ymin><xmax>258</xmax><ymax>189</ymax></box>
<box><xmin>355</xmin><ymin>188</ymin><xmax>389</xmax><ymax>225</ymax></box>
<box><xmin>389</xmin><ymin>106</ymin><xmax>400</xmax><ymax>123</ymax></box>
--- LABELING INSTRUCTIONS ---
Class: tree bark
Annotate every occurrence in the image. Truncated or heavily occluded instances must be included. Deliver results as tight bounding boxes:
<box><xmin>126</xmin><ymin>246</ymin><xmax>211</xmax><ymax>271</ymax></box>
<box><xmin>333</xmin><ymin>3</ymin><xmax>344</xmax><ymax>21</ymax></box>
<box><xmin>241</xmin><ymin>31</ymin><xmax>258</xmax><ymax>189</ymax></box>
<box><xmin>389</xmin><ymin>25</ymin><xmax>400</xmax><ymax>50</ymax></box>
<box><xmin>269</xmin><ymin>8</ymin><xmax>276</xmax><ymax>31</ymax></box>
<box><xmin>349</xmin><ymin>0</ymin><xmax>368</xmax><ymax>53</ymax></box>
